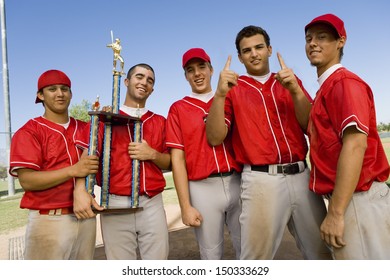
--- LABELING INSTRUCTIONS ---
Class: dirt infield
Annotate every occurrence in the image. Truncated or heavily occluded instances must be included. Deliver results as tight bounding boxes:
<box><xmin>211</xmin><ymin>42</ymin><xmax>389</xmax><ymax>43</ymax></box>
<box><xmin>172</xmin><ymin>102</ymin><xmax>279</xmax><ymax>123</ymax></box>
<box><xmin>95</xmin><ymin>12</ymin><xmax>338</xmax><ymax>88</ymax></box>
<box><xmin>93</xmin><ymin>227</ymin><xmax>304</xmax><ymax>260</ymax></box>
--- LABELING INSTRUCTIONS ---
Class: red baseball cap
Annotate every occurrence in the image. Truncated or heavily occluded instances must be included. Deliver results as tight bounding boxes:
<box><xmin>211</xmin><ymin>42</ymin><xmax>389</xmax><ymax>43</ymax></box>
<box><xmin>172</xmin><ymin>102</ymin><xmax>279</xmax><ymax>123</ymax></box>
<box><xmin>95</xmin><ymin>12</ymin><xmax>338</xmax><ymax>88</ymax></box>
<box><xmin>305</xmin><ymin>13</ymin><xmax>347</xmax><ymax>39</ymax></box>
<box><xmin>36</xmin><ymin>69</ymin><xmax>71</xmax><ymax>103</ymax></box>
<box><xmin>182</xmin><ymin>48</ymin><xmax>211</xmax><ymax>68</ymax></box>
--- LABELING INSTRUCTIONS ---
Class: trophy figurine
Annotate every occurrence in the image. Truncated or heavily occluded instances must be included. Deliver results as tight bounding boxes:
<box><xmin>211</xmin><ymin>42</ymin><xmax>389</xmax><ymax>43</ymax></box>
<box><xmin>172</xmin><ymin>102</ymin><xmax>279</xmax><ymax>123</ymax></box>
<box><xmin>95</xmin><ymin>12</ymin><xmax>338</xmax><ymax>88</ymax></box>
<box><xmin>107</xmin><ymin>38</ymin><xmax>125</xmax><ymax>76</ymax></box>
<box><xmin>86</xmin><ymin>33</ymin><xmax>143</xmax><ymax>213</ymax></box>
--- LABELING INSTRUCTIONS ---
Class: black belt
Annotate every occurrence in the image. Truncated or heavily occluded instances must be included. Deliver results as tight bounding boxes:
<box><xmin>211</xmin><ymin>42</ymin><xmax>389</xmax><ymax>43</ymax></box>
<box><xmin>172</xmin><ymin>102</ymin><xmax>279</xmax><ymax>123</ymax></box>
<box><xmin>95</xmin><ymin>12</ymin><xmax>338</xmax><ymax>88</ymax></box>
<box><xmin>251</xmin><ymin>161</ymin><xmax>307</xmax><ymax>175</ymax></box>
<box><xmin>208</xmin><ymin>171</ymin><xmax>234</xmax><ymax>178</ymax></box>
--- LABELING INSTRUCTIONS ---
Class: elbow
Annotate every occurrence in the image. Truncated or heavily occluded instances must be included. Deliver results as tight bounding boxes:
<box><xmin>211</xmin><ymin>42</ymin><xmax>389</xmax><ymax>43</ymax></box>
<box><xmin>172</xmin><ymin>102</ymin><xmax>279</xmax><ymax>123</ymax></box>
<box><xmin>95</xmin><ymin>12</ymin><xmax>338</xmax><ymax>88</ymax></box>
<box><xmin>164</xmin><ymin>158</ymin><xmax>172</xmax><ymax>171</ymax></box>
<box><xmin>205</xmin><ymin>127</ymin><xmax>226</xmax><ymax>146</ymax></box>
<box><xmin>205</xmin><ymin>121</ymin><xmax>227</xmax><ymax>146</ymax></box>
<box><xmin>206</xmin><ymin>133</ymin><xmax>224</xmax><ymax>147</ymax></box>
<box><xmin>159</xmin><ymin>153</ymin><xmax>172</xmax><ymax>171</ymax></box>
<box><xmin>19</xmin><ymin>179</ymin><xmax>34</xmax><ymax>191</ymax></box>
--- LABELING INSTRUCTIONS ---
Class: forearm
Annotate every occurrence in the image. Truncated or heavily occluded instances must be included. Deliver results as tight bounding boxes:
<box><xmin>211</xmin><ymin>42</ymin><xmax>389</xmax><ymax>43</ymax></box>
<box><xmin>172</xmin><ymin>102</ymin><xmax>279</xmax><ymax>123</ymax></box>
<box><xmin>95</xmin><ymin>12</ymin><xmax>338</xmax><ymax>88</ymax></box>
<box><xmin>171</xmin><ymin>149</ymin><xmax>192</xmax><ymax>210</ymax></box>
<box><xmin>74</xmin><ymin>177</ymin><xmax>86</xmax><ymax>192</ymax></box>
<box><xmin>73</xmin><ymin>176</ymin><xmax>102</xmax><ymax>218</ymax></box>
<box><xmin>290</xmin><ymin>88</ymin><xmax>311</xmax><ymax>131</ymax></box>
<box><xmin>206</xmin><ymin>94</ymin><xmax>228</xmax><ymax>146</ymax></box>
<box><xmin>17</xmin><ymin>167</ymin><xmax>75</xmax><ymax>191</ymax></box>
<box><xmin>151</xmin><ymin>151</ymin><xmax>171</xmax><ymax>170</ymax></box>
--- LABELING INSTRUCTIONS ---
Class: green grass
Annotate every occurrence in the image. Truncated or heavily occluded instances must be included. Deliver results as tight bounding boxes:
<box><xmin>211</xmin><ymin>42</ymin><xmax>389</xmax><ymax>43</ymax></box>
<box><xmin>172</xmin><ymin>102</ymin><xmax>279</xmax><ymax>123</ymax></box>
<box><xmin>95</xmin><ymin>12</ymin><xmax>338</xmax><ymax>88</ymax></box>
<box><xmin>162</xmin><ymin>172</ymin><xmax>179</xmax><ymax>205</ymax></box>
<box><xmin>0</xmin><ymin>196</ymin><xmax>28</xmax><ymax>234</ymax></box>
<box><xmin>381</xmin><ymin>136</ymin><xmax>390</xmax><ymax>143</ymax></box>
<box><xmin>0</xmin><ymin>179</ymin><xmax>23</xmax><ymax>197</ymax></box>
<box><xmin>0</xmin><ymin>180</ymin><xmax>26</xmax><ymax>234</ymax></box>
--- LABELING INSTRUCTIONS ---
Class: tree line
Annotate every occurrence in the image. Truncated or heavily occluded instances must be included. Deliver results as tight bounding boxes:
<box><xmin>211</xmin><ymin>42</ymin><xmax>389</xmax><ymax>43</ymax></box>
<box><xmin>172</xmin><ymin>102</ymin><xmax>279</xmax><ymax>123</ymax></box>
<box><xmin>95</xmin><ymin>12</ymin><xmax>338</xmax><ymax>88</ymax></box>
<box><xmin>378</xmin><ymin>122</ymin><xmax>390</xmax><ymax>132</ymax></box>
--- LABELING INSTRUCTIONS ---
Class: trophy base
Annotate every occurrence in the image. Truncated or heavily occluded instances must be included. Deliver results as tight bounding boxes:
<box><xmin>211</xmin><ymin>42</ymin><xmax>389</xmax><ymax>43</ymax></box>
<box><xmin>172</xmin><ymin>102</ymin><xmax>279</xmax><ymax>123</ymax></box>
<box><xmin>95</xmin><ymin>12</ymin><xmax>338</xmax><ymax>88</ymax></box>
<box><xmin>89</xmin><ymin>111</ymin><xmax>140</xmax><ymax>125</ymax></box>
<box><xmin>93</xmin><ymin>206</ymin><xmax>143</xmax><ymax>214</ymax></box>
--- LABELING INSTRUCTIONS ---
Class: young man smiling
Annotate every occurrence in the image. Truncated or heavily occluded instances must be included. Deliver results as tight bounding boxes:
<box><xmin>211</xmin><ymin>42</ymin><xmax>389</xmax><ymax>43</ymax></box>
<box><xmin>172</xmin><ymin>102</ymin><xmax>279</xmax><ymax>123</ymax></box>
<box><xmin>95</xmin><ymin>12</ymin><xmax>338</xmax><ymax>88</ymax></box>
<box><xmin>9</xmin><ymin>69</ymin><xmax>100</xmax><ymax>259</ymax></box>
<box><xmin>76</xmin><ymin>63</ymin><xmax>171</xmax><ymax>260</ymax></box>
<box><xmin>166</xmin><ymin>48</ymin><xmax>241</xmax><ymax>259</ymax></box>
<box><xmin>206</xmin><ymin>26</ymin><xmax>332</xmax><ymax>260</ymax></box>
<box><xmin>304</xmin><ymin>14</ymin><xmax>390</xmax><ymax>259</ymax></box>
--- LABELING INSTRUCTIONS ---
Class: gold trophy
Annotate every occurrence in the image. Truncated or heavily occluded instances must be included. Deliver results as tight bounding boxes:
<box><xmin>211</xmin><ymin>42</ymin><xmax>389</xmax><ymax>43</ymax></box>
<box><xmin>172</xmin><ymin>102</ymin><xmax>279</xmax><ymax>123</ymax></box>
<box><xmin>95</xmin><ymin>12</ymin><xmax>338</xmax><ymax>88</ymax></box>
<box><xmin>85</xmin><ymin>33</ymin><xmax>143</xmax><ymax>213</ymax></box>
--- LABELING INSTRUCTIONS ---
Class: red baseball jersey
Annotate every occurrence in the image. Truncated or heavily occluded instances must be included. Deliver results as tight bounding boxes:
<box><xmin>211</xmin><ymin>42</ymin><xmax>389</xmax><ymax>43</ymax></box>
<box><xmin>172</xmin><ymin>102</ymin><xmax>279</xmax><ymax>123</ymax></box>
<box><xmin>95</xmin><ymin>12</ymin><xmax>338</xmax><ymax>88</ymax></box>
<box><xmin>77</xmin><ymin>110</ymin><xmax>167</xmax><ymax>198</ymax></box>
<box><xmin>308</xmin><ymin>67</ymin><xmax>389</xmax><ymax>195</ymax></box>
<box><xmin>166</xmin><ymin>96</ymin><xmax>241</xmax><ymax>180</ymax></box>
<box><xmin>9</xmin><ymin>117</ymin><xmax>87</xmax><ymax>210</ymax></box>
<box><xmin>224</xmin><ymin>74</ymin><xmax>312</xmax><ymax>165</ymax></box>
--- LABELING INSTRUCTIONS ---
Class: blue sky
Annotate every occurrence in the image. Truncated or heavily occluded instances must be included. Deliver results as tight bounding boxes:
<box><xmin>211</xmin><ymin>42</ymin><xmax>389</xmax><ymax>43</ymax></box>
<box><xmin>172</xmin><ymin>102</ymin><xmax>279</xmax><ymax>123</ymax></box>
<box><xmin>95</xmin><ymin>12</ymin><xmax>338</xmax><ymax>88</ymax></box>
<box><xmin>1</xmin><ymin>0</ymin><xmax>390</xmax><ymax>148</ymax></box>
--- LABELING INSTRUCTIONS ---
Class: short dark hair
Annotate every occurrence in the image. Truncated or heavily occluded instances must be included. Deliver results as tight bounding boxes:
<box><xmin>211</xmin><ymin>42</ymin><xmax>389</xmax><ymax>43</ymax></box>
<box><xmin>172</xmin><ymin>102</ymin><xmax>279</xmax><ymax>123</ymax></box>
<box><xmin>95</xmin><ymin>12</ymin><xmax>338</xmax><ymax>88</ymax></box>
<box><xmin>126</xmin><ymin>63</ymin><xmax>155</xmax><ymax>83</ymax></box>
<box><xmin>235</xmin><ymin>25</ymin><xmax>271</xmax><ymax>54</ymax></box>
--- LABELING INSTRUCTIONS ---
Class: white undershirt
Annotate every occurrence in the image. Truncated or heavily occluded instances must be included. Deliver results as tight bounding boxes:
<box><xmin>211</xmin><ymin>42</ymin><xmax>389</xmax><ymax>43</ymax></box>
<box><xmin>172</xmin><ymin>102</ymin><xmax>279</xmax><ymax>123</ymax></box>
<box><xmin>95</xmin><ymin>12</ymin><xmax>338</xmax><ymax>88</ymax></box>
<box><xmin>42</xmin><ymin>116</ymin><xmax>70</xmax><ymax>129</ymax></box>
<box><xmin>59</xmin><ymin>119</ymin><xmax>70</xmax><ymax>129</ymax></box>
<box><xmin>120</xmin><ymin>104</ymin><xmax>147</xmax><ymax>118</ymax></box>
<box><xmin>189</xmin><ymin>90</ymin><xmax>214</xmax><ymax>103</ymax></box>
<box><xmin>246</xmin><ymin>72</ymin><xmax>272</xmax><ymax>84</ymax></box>
<box><xmin>318</xmin><ymin>63</ymin><xmax>343</xmax><ymax>87</ymax></box>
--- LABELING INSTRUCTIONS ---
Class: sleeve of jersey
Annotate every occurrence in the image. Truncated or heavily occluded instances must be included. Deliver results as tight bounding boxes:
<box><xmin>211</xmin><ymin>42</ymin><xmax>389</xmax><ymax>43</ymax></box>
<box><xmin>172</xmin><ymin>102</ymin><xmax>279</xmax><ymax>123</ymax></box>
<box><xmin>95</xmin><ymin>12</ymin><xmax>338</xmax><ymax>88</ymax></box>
<box><xmin>9</xmin><ymin>128</ymin><xmax>43</xmax><ymax>176</ymax></box>
<box><xmin>325</xmin><ymin>78</ymin><xmax>371</xmax><ymax>137</ymax></box>
<box><xmin>74</xmin><ymin>121</ymin><xmax>104</xmax><ymax>156</ymax></box>
<box><xmin>160</xmin><ymin>117</ymin><xmax>169</xmax><ymax>154</ymax></box>
<box><xmin>74</xmin><ymin>121</ymin><xmax>90</xmax><ymax>149</ymax></box>
<box><xmin>166</xmin><ymin>105</ymin><xmax>184</xmax><ymax>150</ymax></box>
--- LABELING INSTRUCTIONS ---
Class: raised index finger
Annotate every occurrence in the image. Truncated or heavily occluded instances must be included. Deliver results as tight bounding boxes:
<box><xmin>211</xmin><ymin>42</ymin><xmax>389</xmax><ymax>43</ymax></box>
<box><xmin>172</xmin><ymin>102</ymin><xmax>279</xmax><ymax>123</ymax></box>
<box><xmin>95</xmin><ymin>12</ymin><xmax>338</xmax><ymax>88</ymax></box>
<box><xmin>224</xmin><ymin>55</ymin><xmax>232</xmax><ymax>70</ymax></box>
<box><xmin>277</xmin><ymin>52</ymin><xmax>287</xmax><ymax>70</ymax></box>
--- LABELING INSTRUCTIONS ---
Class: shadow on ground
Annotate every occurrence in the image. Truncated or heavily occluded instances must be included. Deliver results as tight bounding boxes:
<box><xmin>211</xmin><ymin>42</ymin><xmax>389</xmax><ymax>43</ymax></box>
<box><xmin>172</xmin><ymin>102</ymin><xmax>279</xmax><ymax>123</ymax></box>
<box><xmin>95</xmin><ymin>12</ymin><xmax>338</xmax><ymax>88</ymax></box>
<box><xmin>94</xmin><ymin>227</ymin><xmax>303</xmax><ymax>260</ymax></box>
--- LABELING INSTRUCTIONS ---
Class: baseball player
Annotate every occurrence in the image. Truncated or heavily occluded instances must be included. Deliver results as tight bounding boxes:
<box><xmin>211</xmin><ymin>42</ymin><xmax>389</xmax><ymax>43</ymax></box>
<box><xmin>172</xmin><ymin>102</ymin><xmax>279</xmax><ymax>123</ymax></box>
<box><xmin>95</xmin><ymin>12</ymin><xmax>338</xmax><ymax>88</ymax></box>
<box><xmin>76</xmin><ymin>63</ymin><xmax>170</xmax><ymax>260</ymax></box>
<box><xmin>304</xmin><ymin>14</ymin><xmax>390</xmax><ymax>259</ymax></box>
<box><xmin>166</xmin><ymin>48</ymin><xmax>242</xmax><ymax>260</ymax></box>
<box><xmin>206</xmin><ymin>26</ymin><xmax>332</xmax><ymax>260</ymax></box>
<box><xmin>9</xmin><ymin>69</ymin><xmax>100</xmax><ymax>259</ymax></box>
